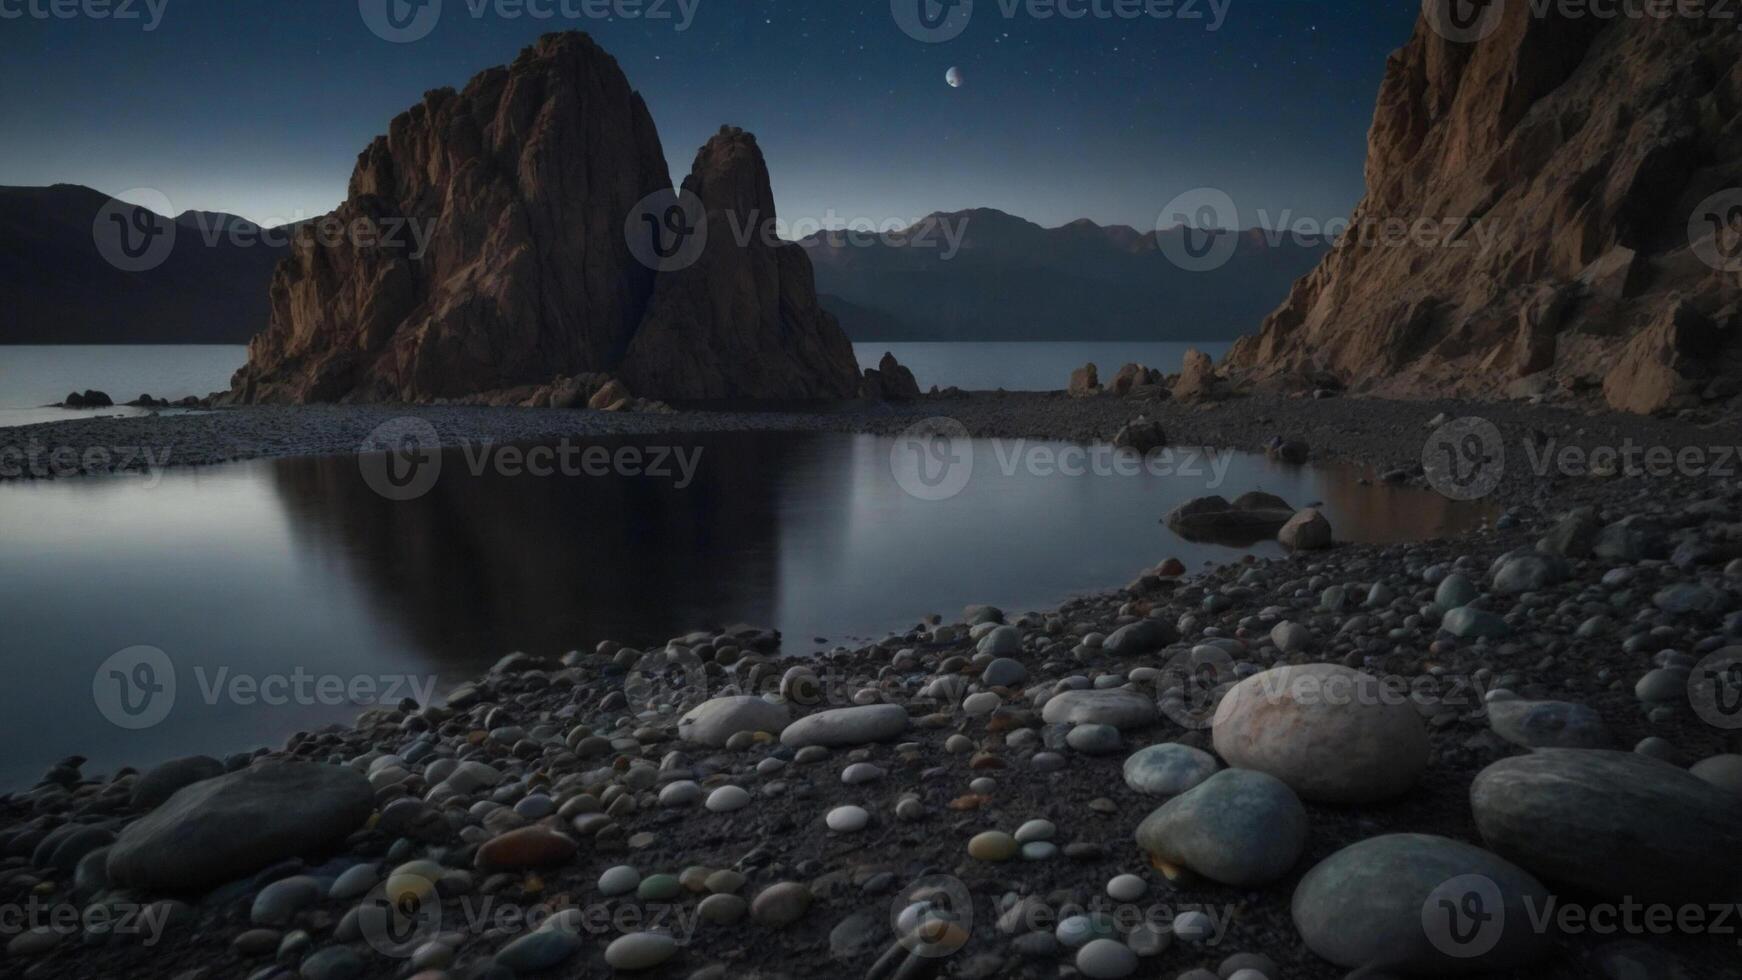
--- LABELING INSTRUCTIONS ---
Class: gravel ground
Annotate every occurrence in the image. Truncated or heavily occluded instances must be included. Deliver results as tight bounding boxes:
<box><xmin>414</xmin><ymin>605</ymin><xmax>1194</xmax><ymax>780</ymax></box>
<box><xmin>2</xmin><ymin>391</ymin><xmax>1741</xmax><ymax>980</ymax></box>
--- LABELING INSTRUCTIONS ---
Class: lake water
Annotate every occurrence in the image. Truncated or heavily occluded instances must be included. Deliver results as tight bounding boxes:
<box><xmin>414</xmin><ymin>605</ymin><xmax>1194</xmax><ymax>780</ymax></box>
<box><xmin>0</xmin><ymin>342</ymin><xmax>1224</xmax><ymax>427</ymax></box>
<box><xmin>0</xmin><ymin>345</ymin><xmax>250</xmax><ymax>428</ymax></box>
<box><xmin>0</xmin><ymin>431</ymin><xmax>1492</xmax><ymax>788</ymax></box>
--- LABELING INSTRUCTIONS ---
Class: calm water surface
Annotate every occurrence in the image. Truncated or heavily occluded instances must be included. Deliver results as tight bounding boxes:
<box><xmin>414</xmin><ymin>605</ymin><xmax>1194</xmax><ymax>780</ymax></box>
<box><xmin>0</xmin><ymin>432</ymin><xmax>1490</xmax><ymax>787</ymax></box>
<box><xmin>0</xmin><ymin>345</ymin><xmax>249</xmax><ymax>427</ymax></box>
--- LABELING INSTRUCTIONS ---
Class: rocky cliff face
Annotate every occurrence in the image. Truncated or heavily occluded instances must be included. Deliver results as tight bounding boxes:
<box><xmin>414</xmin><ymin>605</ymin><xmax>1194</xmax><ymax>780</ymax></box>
<box><xmin>229</xmin><ymin>33</ymin><xmax>858</xmax><ymax>404</ymax></box>
<box><xmin>620</xmin><ymin>128</ymin><xmax>860</xmax><ymax>400</ymax></box>
<box><xmin>1226</xmin><ymin>7</ymin><xmax>1742</xmax><ymax>413</ymax></box>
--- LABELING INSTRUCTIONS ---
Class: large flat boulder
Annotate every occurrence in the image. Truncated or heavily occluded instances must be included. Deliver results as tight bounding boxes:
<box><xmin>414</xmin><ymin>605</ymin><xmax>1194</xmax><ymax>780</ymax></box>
<box><xmin>106</xmin><ymin>762</ymin><xmax>374</xmax><ymax>892</ymax></box>
<box><xmin>1471</xmin><ymin>749</ymin><xmax>1742</xmax><ymax>904</ymax></box>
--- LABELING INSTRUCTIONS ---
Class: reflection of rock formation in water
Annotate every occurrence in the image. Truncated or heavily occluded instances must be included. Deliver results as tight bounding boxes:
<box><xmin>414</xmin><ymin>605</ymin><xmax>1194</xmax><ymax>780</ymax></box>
<box><xmin>263</xmin><ymin>434</ymin><xmax>817</xmax><ymax>670</ymax></box>
<box><xmin>1306</xmin><ymin>462</ymin><xmax>1496</xmax><ymax>544</ymax></box>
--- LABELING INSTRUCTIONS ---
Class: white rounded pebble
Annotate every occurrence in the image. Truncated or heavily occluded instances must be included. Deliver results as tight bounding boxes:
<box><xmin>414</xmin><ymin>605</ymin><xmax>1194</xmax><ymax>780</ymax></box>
<box><xmin>604</xmin><ymin>931</ymin><xmax>676</xmax><ymax>970</ymax></box>
<box><xmin>825</xmin><ymin>805</ymin><xmax>869</xmax><ymax>832</ymax></box>
<box><xmin>598</xmin><ymin>865</ymin><xmax>641</xmax><ymax>896</ymax></box>
<box><xmin>657</xmin><ymin>781</ymin><xmax>701</xmax><ymax>806</ymax></box>
<box><xmin>968</xmin><ymin>777</ymin><xmax>996</xmax><ymax>794</ymax></box>
<box><xmin>1106</xmin><ymin>874</ymin><xmax>1146</xmax><ymax>901</ymax></box>
<box><xmin>1076</xmin><ymin>938</ymin><xmax>1138</xmax><ymax>979</ymax></box>
<box><xmin>705</xmin><ymin>786</ymin><xmax>751</xmax><ymax>812</ymax></box>
<box><xmin>1014</xmin><ymin>819</ymin><xmax>1055</xmax><ymax>843</ymax></box>
<box><xmin>840</xmin><ymin>763</ymin><xmax>885</xmax><ymax>785</ymax></box>
<box><xmin>962</xmin><ymin>692</ymin><xmax>1001</xmax><ymax>716</ymax></box>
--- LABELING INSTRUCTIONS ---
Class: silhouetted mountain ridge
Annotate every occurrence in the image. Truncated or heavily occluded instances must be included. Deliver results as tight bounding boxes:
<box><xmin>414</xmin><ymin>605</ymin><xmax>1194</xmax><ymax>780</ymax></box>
<box><xmin>0</xmin><ymin>184</ymin><xmax>288</xmax><ymax>344</ymax></box>
<box><xmin>800</xmin><ymin>208</ymin><xmax>1325</xmax><ymax>342</ymax></box>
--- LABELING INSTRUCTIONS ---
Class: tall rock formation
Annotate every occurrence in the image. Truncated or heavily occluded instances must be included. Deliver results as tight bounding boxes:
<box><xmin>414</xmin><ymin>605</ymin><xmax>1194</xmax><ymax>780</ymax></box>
<box><xmin>1226</xmin><ymin>6</ymin><xmax>1742</xmax><ymax>413</ymax></box>
<box><xmin>621</xmin><ymin>127</ymin><xmax>860</xmax><ymax>399</ymax></box>
<box><xmin>229</xmin><ymin>33</ymin><xmax>858</xmax><ymax>404</ymax></box>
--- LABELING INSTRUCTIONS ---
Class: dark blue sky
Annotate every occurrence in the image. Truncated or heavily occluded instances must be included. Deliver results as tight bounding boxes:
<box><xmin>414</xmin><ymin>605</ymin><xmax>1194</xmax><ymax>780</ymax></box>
<box><xmin>1</xmin><ymin>0</ymin><xmax>1420</xmax><ymax>231</ymax></box>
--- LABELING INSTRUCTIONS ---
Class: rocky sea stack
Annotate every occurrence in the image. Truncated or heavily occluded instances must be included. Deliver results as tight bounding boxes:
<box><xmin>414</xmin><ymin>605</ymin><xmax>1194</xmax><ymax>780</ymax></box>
<box><xmin>1226</xmin><ymin>7</ymin><xmax>1742</xmax><ymax>412</ymax></box>
<box><xmin>227</xmin><ymin>32</ymin><xmax>860</xmax><ymax>405</ymax></box>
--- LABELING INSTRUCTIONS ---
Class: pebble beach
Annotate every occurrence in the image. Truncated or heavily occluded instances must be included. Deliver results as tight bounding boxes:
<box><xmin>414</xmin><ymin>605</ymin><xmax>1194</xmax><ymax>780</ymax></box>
<box><xmin>3</xmin><ymin>390</ymin><xmax>1742</xmax><ymax>980</ymax></box>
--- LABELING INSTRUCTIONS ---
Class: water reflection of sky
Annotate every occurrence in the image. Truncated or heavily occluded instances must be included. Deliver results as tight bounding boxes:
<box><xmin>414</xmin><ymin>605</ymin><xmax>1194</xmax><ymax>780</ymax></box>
<box><xmin>0</xmin><ymin>434</ymin><xmax>1492</xmax><ymax>787</ymax></box>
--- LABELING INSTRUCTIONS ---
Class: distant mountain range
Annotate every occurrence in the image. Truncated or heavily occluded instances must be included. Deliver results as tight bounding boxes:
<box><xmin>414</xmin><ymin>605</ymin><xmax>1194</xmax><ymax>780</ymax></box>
<box><xmin>1</xmin><ymin>187</ymin><xmax>1324</xmax><ymax>348</ymax></box>
<box><xmin>0</xmin><ymin>184</ymin><xmax>287</xmax><ymax>344</ymax></box>
<box><xmin>801</xmin><ymin>208</ymin><xmax>1327</xmax><ymax>342</ymax></box>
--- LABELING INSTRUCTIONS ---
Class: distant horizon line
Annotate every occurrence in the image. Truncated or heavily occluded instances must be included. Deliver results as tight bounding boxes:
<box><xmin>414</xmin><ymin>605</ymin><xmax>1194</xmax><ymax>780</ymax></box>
<box><xmin>4</xmin><ymin>182</ymin><xmax>1351</xmax><ymax>239</ymax></box>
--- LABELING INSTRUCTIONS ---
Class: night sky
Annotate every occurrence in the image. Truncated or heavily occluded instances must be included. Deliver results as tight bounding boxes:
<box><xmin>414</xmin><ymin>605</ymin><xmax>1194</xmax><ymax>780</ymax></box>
<box><xmin>1</xmin><ymin>0</ymin><xmax>1420</xmax><ymax>232</ymax></box>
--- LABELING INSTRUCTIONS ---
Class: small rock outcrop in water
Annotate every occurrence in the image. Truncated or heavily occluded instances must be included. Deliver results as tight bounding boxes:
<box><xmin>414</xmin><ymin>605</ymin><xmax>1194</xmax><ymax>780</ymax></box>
<box><xmin>59</xmin><ymin>390</ymin><xmax>113</xmax><ymax>409</ymax></box>
<box><xmin>1225</xmin><ymin>8</ymin><xmax>1742</xmax><ymax>411</ymax></box>
<box><xmin>1164</xmin><ymin>493</ymin><xmax>1295</xmax><ymax>544</ymax></box>
<box><xmin>858</xmin><ymin>351</ymin><xmax>921</xmax><ymax>402</ymax></box>
<box><xmin>228</xmin><ymin>34</ymin><xmax>858</xmax><ymax>404</ymax></box>
<box><xmin>1067</xmin><ymin>363</ymin><xmax>1100</xmax><ymax>396</ymax></box>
